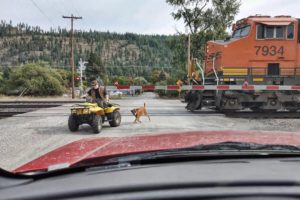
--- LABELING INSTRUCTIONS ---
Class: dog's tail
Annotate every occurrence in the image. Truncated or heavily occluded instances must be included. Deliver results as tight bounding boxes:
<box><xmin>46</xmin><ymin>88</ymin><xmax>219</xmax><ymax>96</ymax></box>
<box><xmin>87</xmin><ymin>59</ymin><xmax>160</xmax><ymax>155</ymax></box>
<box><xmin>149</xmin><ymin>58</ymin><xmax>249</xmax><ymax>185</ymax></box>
<box><xmin>144</xmin><ymin>102</ymin><xmax>146</xmax><ymax>107</ymax></box>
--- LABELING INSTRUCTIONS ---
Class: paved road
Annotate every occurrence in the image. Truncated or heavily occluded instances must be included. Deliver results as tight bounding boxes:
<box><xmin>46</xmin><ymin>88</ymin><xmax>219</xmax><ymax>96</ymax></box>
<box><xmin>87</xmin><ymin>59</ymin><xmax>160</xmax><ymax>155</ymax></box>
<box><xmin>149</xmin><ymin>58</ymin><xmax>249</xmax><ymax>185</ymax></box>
<box><xmin>1</xmin><ymin>92</ymin><xmax>300</xmax><ymax>171</ymax></box>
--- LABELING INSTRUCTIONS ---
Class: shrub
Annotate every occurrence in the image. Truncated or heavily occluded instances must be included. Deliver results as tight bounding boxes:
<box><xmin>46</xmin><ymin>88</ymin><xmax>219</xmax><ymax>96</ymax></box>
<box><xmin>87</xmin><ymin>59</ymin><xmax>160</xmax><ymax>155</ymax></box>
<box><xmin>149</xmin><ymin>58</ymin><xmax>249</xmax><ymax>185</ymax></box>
<box><xmin>4</xmin><ymin>63</ymin><xmax>66</xmax><ymax>96</ymax></box>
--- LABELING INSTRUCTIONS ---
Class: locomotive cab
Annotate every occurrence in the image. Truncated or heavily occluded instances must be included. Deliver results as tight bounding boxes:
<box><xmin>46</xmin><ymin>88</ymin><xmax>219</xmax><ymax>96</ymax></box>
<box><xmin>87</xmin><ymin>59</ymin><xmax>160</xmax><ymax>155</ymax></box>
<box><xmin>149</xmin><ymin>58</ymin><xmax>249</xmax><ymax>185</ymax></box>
<box><xmin>205</xmin><ymin>15</ymin><xmax>300</xmax><ymax>85</ymax></box>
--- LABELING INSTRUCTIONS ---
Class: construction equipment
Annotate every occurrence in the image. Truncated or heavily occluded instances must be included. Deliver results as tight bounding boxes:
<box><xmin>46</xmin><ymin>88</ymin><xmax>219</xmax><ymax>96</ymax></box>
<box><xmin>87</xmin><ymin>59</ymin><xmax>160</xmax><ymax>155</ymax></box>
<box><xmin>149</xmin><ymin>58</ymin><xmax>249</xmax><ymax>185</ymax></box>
<box><xmin>185</xmin><ymin>15</ymin><xmax>300</xmax><ymax>113</ymax></box>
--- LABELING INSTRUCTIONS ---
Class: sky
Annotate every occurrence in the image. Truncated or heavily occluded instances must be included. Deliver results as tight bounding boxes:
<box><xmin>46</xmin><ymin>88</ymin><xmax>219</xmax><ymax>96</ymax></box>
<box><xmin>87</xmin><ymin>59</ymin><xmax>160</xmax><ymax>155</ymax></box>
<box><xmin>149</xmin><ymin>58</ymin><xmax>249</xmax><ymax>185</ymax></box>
<box><xmin>0</xmin><ymin>0</ymin><xmax>299</xmax><ymax>35</ymax></box>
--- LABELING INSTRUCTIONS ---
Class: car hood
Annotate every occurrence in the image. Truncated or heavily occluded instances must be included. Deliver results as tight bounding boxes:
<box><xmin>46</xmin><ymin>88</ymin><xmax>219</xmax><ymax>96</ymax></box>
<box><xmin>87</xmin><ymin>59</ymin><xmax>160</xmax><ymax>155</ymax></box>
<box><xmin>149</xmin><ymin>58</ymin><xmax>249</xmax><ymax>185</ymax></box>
<box><xmin>14</xmin><ymin>130</ymin><xmax>300</xmax><ymax>173</ymax></box>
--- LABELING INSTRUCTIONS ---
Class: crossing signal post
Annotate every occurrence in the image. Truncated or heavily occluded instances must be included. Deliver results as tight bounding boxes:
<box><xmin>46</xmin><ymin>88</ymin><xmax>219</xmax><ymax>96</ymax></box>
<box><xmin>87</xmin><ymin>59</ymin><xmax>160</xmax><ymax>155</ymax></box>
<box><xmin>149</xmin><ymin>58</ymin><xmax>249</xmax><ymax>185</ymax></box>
<box><xmin>78</xmin><ymin>58</ymin><xmax>88</xmax><ymax>95</ymax></box>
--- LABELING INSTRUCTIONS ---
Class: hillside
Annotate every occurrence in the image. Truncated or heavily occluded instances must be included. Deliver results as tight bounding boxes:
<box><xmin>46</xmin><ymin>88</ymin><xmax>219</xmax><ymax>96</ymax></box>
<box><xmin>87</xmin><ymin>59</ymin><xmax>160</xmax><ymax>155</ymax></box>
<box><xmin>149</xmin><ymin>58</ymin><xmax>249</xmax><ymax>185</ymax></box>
<box><xmin>0</xmin><ymin>21</ymin><xmax>180</xmax><ymax>70</ymax></box>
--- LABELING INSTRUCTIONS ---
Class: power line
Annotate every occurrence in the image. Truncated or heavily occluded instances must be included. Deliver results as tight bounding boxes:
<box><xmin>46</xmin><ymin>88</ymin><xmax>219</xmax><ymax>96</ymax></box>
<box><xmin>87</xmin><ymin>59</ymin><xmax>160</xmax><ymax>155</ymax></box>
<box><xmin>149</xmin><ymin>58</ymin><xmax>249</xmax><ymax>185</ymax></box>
<box><xmin>30</xmin><ymin>0</ymin><xmax>54</xmax><ymax>25</ymax></box>
<box><xmin>59</xmin><ymin>0</ymin><xmax>85</xmax><ymax>29</ymax></box>
<box><xmin>59</xmin><ymin>0</ymin><xmax>80</xmax><ymax>16</ymax></box>
<box><xmin>50</xmin><ymin>0</ymin><xmax>64</xmax><ymax>16</ymax></box>
<box><xmin>70</xmin><ymin>2</ymin><xmax>81</xmax><ymax>17</ymax></box>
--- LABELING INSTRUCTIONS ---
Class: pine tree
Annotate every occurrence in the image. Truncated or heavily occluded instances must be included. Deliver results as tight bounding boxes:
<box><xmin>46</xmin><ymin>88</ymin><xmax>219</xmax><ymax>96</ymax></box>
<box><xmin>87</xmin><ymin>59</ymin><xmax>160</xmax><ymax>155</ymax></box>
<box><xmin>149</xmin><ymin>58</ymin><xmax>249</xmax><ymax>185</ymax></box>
<box><xmin>85</xmin><ymin>53</ymin><xmax>106</xmax><ymax>83</ymax></box>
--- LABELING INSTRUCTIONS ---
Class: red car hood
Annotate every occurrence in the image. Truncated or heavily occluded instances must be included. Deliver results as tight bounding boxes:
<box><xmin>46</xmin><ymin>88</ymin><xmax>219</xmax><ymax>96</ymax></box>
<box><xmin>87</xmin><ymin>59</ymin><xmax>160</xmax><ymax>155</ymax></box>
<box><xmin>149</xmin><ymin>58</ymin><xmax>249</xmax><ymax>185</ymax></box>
<box><xmin>15</xmin><ymin>131</ymin><xmax>300</xmax><ymax>173</ymax></box>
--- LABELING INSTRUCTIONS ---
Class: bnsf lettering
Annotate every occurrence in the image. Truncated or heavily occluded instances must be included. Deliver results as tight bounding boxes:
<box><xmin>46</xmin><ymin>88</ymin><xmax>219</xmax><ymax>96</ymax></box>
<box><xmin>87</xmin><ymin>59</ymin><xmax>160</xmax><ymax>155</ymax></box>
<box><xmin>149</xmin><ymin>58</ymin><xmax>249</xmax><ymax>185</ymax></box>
<box><xmin>255</xmin><ymin>46</ymin><xmax>284</xmax><ymax>56</ymax></box>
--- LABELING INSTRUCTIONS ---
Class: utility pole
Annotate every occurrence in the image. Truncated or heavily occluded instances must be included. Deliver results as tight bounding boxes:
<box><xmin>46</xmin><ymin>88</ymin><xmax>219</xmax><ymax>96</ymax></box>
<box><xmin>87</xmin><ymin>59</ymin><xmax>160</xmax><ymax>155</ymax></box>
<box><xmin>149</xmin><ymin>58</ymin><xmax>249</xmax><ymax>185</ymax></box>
<box><xmin>63</xmin><ymin>14</ymin><xmax>82</xmax><ymax>99</ymax></box>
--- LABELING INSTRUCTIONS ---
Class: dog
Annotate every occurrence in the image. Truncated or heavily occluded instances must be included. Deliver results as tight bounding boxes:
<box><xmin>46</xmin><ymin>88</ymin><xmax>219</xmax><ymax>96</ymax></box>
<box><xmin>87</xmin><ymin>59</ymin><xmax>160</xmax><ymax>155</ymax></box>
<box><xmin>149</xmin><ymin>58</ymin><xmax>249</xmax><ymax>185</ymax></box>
<box><xmin>131</xmin><ymin>103</ymin><xmax>151</xmax><ymax>123</ymax></box>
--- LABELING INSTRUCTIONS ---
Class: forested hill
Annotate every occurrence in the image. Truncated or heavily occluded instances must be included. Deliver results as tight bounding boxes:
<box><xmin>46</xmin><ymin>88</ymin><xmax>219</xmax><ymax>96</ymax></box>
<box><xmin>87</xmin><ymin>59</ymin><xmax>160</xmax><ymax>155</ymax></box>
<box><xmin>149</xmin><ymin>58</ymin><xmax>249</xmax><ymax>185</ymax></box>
<box><xmin>0</xmin><ymin>21</ymin><xmax>183</xmax><ymax>70</ymax></box>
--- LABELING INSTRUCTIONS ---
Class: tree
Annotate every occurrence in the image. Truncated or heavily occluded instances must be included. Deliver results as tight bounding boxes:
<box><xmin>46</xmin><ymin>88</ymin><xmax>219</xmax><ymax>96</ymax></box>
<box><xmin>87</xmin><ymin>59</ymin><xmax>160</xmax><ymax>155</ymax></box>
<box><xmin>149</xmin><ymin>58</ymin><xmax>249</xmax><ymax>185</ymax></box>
<box><xmin>150</xmin><ymin>69</ymin><xmax>162</xmax><ymax>84</ymax></box>
<box><xmin>133</xmin><ymin>77</ymin><xmax>148</xmax><ymax>85</ymax></box>
<box><xmin>4</xmin><ymin>63</ymin><xmax>65</xmax><ymax>96</ymax></box>
<box><xmin>111</xmin><ymin>76</ymin><xmax>131</xmax><ymax>85</ymax></box>
<box><xmin>85</xmin><ymin>53</ymin><xmax>106</xmax><ymax>83</ymax></box>
<box><xmin>2</xmin><ymin>66</ymin><xmax>11</xmax><ymax>80</ymax></box>
<box><xmin>55</xmin><ymin>68</ymin><xmax>72</xmax><ymax>87</ymax></box>
<box><xmin>159</xmin><ymin>70</ymin><xmax>167</xmax><ymax>81</ymax></box>
<box><xmin>166</xmin><ymin>35</ymin><xmax>187</xmax><ymax>79</ymax></box>
<box><xmin>166</xmin><ymin>0</ymin><xmax>240</xmax><ymax>34</ymax></box>
<box><xmin>0</xmin><ymin>72</ymin><xmax>3</xmax><ymax>87</ymax></box>
<box><xmin>166</xmin><ymin>0</ymin><xmax>241</xmax><ymax>59</ymax></box>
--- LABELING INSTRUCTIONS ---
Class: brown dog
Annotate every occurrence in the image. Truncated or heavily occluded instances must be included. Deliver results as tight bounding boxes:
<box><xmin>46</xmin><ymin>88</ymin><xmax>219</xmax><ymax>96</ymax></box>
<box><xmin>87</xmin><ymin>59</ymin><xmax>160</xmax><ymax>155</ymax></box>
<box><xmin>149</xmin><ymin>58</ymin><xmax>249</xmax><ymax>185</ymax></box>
<box><xmin>131</xmin><ymin>103</ymin><xmax>151</xmax><ymax>123</ymax></box>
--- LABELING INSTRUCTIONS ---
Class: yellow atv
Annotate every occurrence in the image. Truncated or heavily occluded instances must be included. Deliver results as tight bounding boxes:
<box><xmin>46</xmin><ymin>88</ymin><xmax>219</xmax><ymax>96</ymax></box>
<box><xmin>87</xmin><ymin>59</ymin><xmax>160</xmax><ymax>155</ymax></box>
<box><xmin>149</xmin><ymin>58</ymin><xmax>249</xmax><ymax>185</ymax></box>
<box><xmin>68</xmin><ymin>102</ymin><xmax>121</xmax><ymax>134</ymax></box>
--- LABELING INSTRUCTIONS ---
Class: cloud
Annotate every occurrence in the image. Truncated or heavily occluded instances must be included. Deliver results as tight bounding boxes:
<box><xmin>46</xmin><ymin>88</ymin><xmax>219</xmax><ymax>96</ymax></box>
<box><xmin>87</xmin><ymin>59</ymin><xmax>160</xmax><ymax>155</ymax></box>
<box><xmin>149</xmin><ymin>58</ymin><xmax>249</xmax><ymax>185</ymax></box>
<box><xmin>237</xmin><ymin>0</ymin><xmax>300</xmax><ymax>20</ymax></box>
<box><xmin>0</xmin><ymin>0</ymin><xmax>299</xmax><ymax>35</ymax></box>
<box><xmin>0</xmin><ymin>0</ymin><xmax>179</xmax><ymax>34</ymax></box>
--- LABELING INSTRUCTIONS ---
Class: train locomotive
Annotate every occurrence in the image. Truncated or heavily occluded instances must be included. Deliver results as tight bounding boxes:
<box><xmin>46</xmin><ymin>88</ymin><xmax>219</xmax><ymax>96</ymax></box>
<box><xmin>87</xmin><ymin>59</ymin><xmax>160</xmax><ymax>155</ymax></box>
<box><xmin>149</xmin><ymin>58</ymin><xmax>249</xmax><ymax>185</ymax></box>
<box><xmin>186</xmin><ymin>15</ymin><xmax>300</xmax><ymax>113</ymax></box>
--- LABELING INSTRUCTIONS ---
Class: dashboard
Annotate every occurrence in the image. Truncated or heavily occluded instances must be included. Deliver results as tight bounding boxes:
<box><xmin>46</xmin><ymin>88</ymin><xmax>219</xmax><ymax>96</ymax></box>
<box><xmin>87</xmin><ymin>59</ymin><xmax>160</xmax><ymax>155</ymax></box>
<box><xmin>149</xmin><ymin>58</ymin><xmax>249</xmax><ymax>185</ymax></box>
<box><xmin>2</xmin><ymin>157</ymin><xmax>300</xmax><ymax>199</ymax></box>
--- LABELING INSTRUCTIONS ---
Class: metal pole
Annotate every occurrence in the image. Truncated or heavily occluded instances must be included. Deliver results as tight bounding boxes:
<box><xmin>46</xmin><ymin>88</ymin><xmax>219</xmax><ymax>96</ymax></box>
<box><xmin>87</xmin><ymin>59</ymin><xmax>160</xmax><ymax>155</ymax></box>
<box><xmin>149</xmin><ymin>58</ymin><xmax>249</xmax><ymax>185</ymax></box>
<box><xmin>187</xmin><ymin>34</ymin><xmax>191</xmax><ymax>84</ymax></box>
<box><xmin>79</xmin><ymin>58</ymin><xmax>83</xmax><ymax>93</ymax></box>
<box><xmin>212</xmin><ymin>56</ymin><xmax>219</xmax><ymax>86</ymax></box>
<box><xmin>78</xmin><ymin>58</ymin><xmax>87</xmax><ymax>95</ymax></box>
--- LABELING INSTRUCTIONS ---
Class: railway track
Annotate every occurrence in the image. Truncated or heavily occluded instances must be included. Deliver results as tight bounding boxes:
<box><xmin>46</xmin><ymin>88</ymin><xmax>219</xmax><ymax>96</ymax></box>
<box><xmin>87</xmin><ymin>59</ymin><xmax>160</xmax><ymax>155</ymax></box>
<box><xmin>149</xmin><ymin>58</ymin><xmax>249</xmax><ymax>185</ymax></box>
<box><xmin>1</xmin><ymin>99</ymin><xmax>300</xmax><ymax>119</ymax></box>
<box><xmin>2</xmin><ymin>109</ymin><xmax>299</xmax><ymax>119</ymax></box>
<box><xmin>0</xmin><ymin>100</ymin><xmax>85</xmax><ymax>118</ymax></box>
<box><xmin>0</xmin><ymin>100</ymin><xmax>84</xmax><ymax>106</ymax></box>
<box><xmin>224</xmin><ymin>111</ymin><xmax>300</xmax><ymax>119</ymax></box>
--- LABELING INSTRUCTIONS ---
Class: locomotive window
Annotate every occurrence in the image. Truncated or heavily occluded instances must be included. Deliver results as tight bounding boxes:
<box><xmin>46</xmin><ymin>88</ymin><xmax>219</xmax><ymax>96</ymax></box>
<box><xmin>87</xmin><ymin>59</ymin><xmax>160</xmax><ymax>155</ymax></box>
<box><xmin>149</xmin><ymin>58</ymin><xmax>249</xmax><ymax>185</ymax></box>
<box><xmin>276</xmin><ymin>26</ymin><xmax>284</xmax><ymax>38</ymax></box>
<box><xmin>232</xmin><ymin>25</ymin><xmax>250</xmax><ymax>38</ymax></box>
<box><xmin>265</xmin><ymin>26</ymin><xmax>275</xmax><ymax>38</ymax></box>
<box><xmin>287</xmin><ymin>24</ymin><xmax>294</xmax><ymax>39</ymax></box>
<box><xmin>264</xmin><ymin>26</ymin><xmax>285</xmax><ymax>39</ymax></box>
<box><xmin>256</xmin><ymin>24</ymin><xmax>264</xmax><ymax>39</ymax></box>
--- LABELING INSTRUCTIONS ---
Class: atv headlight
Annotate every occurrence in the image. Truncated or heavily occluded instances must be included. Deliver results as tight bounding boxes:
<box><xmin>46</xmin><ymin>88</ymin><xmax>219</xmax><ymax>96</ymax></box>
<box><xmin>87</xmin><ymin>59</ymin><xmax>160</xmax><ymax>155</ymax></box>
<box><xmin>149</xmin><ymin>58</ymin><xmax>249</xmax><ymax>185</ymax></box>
<box><xmin>83</xmin><ymin>109</ymin><xmax>90</xmax><ymax>114</ymax></box>
<box><xmin>71</xmin><ymin>109</ymin><xmax>77</xmax><ymax>114</ymax></box>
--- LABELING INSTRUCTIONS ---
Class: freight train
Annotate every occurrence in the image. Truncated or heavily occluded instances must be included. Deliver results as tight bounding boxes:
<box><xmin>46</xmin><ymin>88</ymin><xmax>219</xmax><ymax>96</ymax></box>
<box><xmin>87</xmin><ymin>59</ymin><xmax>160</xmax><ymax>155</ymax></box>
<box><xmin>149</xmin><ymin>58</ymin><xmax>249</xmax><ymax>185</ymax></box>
<box><xmin>185</xmin><ymin>15</ymin><xmax>300</xmax><ymax>112</ymax></box>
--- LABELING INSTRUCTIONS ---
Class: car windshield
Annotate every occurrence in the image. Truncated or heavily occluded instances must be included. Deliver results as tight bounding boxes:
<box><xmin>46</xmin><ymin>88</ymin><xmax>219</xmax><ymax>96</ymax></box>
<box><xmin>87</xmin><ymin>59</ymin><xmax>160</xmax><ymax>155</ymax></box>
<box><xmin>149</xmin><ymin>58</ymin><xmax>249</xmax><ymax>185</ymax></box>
<box><xmin>1</xmin><ymin>0</ymin><xmax>300</xmax><ymax>175</ymax></box>
<box><xmin>232</xmin><ymin>25</ymin><xmax>251</xmax><ymax>38</ymax></box>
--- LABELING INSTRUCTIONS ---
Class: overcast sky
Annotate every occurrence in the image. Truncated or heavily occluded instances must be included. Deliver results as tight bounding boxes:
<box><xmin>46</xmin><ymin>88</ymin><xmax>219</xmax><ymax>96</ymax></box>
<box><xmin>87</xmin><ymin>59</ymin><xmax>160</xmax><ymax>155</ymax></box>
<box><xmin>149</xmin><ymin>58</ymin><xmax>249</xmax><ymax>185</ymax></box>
<box><xmin>0</xmin><ymin>0</ymin><xmax>299</xmax><ymax>35</ymax></box>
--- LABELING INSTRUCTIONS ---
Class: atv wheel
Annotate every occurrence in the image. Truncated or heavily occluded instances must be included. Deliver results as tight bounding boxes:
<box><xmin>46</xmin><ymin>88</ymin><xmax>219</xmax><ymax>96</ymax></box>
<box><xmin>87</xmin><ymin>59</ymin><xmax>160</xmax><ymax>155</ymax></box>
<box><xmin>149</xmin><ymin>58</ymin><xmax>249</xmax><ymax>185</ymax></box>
<box><xmin>91</xmin><ymin>115</ymin><xmax>102</xmax><ymax>134</ymax></box>
<box><xmin>109</xmin><ymin>110</ymin><xmax>121</xmax><ymax>127</ymax></box>
<box><xmin>68</xmin><ymin>115</ymin><xmax>79</xmax><ymax>132</ymax></box>
<box><xmin>186</xmin><ymin>91</ymin><xmax>201</xmax><ymax>112</ymax></box>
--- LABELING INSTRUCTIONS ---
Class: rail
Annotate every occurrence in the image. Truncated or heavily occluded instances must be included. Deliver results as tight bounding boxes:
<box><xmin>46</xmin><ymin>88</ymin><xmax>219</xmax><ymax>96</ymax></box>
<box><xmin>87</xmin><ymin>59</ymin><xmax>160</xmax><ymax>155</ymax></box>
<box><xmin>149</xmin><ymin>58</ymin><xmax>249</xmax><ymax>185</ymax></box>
<box><xmin>105</xmin><ymin>85</ymin><xmax>300</xmax><ymax>91</ymax></box>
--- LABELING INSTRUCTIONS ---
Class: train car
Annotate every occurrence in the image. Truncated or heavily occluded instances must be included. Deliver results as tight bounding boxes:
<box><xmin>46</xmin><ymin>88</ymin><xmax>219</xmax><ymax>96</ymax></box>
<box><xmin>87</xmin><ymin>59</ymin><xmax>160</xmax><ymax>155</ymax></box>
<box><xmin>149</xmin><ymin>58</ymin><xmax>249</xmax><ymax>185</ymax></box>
<box><xmin>186</xmin><ymin>15</ymin><xmax>300</xmax><ymax>112</ymax></box>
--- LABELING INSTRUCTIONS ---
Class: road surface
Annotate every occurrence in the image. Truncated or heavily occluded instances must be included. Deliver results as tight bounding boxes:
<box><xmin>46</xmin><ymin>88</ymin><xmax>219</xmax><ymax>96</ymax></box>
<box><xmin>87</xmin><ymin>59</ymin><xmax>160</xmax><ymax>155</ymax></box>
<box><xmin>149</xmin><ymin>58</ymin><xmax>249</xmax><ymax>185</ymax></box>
<box><xmin>1</xmin><ymin>92</ymin><xmax>300</xmax><ymax>171</ymax></box>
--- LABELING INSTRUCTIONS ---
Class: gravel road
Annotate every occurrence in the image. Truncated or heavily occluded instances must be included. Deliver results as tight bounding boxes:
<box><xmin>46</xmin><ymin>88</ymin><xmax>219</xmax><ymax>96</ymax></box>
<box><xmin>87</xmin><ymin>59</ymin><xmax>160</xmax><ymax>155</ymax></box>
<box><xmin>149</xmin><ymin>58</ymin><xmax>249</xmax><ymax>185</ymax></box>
<box><xmin>1</xmin><ymin>92</ymin><xmax>300</xmax><ymax>171</ymax></box>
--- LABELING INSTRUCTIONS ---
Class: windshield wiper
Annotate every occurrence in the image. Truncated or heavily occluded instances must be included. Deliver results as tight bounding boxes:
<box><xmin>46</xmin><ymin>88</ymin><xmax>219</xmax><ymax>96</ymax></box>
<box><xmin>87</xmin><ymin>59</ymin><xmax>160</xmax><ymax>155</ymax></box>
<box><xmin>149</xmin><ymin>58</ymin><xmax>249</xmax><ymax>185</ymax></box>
<box><xmin>106</xmin><ymin>142</ymin><xmax>300</xmax><ymax>164</ymax></box>
<box><xmin>187</xmin><ymin>142</ymin><xmax>300</xmax><ymax>151</ymax></box>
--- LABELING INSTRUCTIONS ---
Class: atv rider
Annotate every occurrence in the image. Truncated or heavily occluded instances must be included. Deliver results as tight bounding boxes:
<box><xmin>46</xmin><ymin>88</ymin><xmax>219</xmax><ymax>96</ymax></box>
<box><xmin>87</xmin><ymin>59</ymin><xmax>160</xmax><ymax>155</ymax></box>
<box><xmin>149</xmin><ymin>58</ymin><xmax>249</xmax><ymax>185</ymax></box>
<box><xmin>86</xmin><ymin>80</ymin><xmax>109</xmax><ymax>108</ymax></box>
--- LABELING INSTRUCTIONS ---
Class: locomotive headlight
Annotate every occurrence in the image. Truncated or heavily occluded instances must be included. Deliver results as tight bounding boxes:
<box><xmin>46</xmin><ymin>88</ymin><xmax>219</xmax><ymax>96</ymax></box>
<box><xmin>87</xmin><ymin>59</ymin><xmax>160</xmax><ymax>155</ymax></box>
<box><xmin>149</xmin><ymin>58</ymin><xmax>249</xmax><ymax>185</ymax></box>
<box><xmin>229</xmin><ymin>99</ymin><xmax>236</xmax><ymax>106</ymax></box>
<box><xmin>270</xmin><ymin>100</ymin><xmax>277</xmax><ymax>106</ymax></box>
